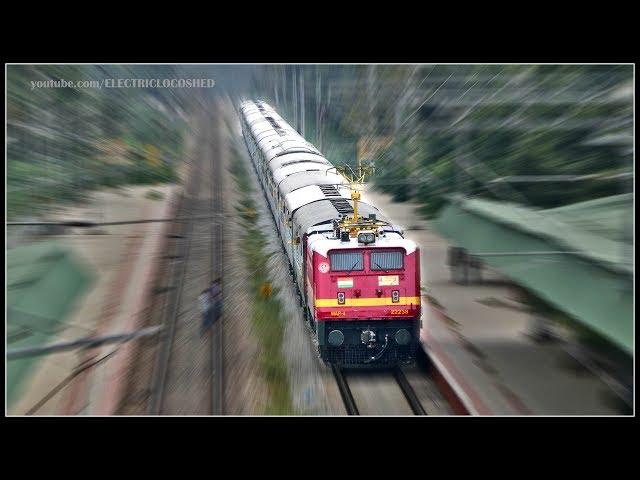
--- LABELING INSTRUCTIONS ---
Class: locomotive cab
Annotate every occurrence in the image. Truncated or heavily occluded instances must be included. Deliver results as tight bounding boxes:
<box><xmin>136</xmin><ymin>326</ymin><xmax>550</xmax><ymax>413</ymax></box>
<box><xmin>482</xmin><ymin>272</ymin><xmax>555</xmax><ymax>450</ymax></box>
<box><xmin>310</xmin><ymin>234</ymin><xmax>421</xmax><ymax>367</ymax></box>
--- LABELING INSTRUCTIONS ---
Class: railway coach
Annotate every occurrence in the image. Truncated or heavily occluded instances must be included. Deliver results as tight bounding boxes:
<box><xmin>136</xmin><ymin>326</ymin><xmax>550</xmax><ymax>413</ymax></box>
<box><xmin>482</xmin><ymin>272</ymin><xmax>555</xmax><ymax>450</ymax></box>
<box><xmin>239</xmin><ymin>100</ymin><xmax>421</xmax><ymax>367</ymax></box>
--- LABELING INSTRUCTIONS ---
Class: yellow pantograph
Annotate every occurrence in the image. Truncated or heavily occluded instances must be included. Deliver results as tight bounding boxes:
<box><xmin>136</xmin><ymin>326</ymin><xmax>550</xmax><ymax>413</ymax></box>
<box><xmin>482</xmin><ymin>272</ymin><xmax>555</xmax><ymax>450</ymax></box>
<box><xmin>336</xmin><ymin>154</ymin><xmax>377</xmax><ymax>233</ymax></box>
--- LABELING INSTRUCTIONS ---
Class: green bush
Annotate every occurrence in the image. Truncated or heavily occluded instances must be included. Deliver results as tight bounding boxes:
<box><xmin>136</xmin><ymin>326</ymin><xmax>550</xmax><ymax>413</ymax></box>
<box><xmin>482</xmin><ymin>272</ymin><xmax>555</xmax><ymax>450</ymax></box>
<box><xmin>230</xmin><ymin>150</ymin><xmax>294</xmax><ymax>415</ymax></box>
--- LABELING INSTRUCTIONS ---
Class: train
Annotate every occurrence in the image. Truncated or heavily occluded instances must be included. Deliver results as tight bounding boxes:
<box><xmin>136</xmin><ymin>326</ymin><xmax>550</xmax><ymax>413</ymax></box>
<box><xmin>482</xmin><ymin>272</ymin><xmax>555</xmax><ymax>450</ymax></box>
<box><xmin>239</xmin><ymin>100</ymin><xmax>421</xmax><ymax>367</ymax></box>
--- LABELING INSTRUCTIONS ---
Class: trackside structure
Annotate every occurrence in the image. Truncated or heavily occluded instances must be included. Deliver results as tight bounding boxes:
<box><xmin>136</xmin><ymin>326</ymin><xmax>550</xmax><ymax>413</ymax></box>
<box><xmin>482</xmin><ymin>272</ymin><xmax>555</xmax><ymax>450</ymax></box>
<box><xmin>433</xmin><ymin>193</ymin><xmax>633</xmax><ymax>354</ymax></box>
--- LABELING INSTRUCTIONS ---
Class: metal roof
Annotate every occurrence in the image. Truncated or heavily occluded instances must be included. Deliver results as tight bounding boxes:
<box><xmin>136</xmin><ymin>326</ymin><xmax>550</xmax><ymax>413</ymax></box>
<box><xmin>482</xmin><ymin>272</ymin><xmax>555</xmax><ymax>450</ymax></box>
<box><xmin>293</xmin><ymin>199</ymin><xmax>387</xmax><ymax>237</ymax></box>
<box><xmin>309</xmin><ymin>234</ymin><xmax>417</xmax><ymax>257</ymax></box>
<box><xmin>279</xmin><ymin>171</ymin><xmax>348</xmax><ymax>195</ymax></box>
<box><xmin>285</xmin><ymin>184</ymin><xmax>352</xmax><ymax>213</ymax></box>
<box><xmin>268</xmin><ymin>152</ymin><xmax>330</xmax><ymax>171</ymax></box>
<box><xmin>7</xmin><ymin>242</ymin><xmax>94</xmax><ymax>407</ymax></box>
<box><xmin>7</xmin><ymin>242</ymin><xmax>94</xmax><ymax>331</ymax></box>
<box><xmin>445</xmin><ymin>194</ymin><xmax>632</xmax><ymax>275</ymax></box>
<box><xmin>432</xmin><ymin>194</ymin><xmax>633</xmax><ymax>353</ymax></box>
<box><xmin>274</xmin><ymin>162</ymin><xmax>334</xmax><ymax>185</ymax></box>
<box><xmin>543</xmin><ymin>193</ymin><xmax>633</xmax><ymax>245</ymax></box>
<box><xmin>241</xmin><ymin>100</ymin><xmax>321</xmax><ymax>161</ymax></box>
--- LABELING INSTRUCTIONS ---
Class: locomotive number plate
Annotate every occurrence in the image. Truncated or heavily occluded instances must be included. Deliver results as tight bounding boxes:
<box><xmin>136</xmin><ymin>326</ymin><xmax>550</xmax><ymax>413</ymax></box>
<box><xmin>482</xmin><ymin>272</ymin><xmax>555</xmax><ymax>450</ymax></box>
<box><xmin>330</xmin><ymin>311</ymin><xmax>346</xmax><ymax>317</ymax></box>
<box><xmin>378</xmin><ymin>275</ymin><xmax>399</xmax><ymax>286</ymax></box>
<box><xmin>390</xmin><ymin>309</ymin><xmax>409</xmax><ymax>315</ymax></box>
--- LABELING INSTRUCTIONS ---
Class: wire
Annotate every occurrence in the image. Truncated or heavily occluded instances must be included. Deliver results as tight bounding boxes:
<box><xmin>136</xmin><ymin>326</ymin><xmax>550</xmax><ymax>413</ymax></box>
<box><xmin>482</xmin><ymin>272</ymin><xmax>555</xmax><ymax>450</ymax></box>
<box><xmin>25</xmin><ymin>348</ymin><xmax>119</xmax><ymax>415</ymax></box>
<box><xmin>398</xmin><ymin>73</ymin><xmax>454</xmax><ymax>129</ymax></box>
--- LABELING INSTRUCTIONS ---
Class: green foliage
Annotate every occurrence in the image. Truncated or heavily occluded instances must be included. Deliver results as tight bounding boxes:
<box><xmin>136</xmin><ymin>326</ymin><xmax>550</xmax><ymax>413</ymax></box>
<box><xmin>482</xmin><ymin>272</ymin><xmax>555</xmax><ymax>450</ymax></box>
<box><xmin>145</xmin><ymin>190</ymin><xmax>165</xmax><ymax>201</ymax></box>
<box><xmin>230</xmin><ymin>148</ymin><xmax>294</xmax><ymax>415</ymax></box>
<box><xmin>257</xmin><ymin>65</ymin><xmax>632</xmax><ymax>218</ymax></box>
<box><xmin>7</xmin><ymin>65</ymin><xmax>186</xmax><ymax>219</ymax></box>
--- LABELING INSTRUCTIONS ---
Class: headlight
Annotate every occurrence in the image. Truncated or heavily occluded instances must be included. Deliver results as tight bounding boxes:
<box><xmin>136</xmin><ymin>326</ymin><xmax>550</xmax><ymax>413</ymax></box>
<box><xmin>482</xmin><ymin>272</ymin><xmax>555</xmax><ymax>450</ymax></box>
<box><xmin>395</xmin><ymin>329</ymin><xmax>411</xmax><ymax>345</ymax></box>
<box><xmin>328</xmin><ymin>330</ymin><xmax>345</xmax><ymax>347</ymax></box>
<box><xmin>358</xmin><ymin>232</ymin><xmax>375</xmax><ymax>244</ymax></box>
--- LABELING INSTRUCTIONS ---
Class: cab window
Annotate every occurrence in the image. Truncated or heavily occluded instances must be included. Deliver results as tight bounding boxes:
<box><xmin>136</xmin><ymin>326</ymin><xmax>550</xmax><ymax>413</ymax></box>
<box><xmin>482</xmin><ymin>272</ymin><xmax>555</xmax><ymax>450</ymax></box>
<box><xmin>330</xmin><ymin>251</ymin><xmax>363</xmax><ymax>271</ymax></box>
<box><xmin>370</xmin><ymin>251</ymin><xmax>403</xmax><ymax>270</ymax></box>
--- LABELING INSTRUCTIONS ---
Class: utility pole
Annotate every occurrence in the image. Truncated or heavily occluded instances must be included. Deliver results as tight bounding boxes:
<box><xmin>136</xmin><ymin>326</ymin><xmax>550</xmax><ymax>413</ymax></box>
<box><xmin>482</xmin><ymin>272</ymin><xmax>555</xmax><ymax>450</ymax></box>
<box><xmin>292</xmin><ymin>66</ymin><xmax>298</xmax><ymax>131</ymax></box>
<box><xmin>316</xmin><ymin>65</ymin><xmax>322</xmax><ymax>150</ymax></box>
<box><xmin>299</xmin><ymin>66</ymin><xmax>305</xmax><ymax>137</ymax></box>
<box><xmin>363</xmin><ymin>64</ymin><xmax>377</xmax><ymax>163</ymax></box>
<box><xmin>274</xmin><ymin>66</ymin><xmax>279</xmax><ymax>107</ymax></box>
<box><xmin>368</xmin><ymin>64</ymin><xmax>376</xmax><ymax>135</ymax></box>
<box><xmin>282</xmin><ymin>65</ymin><xmax>287</xmax><ymax>113</ymax></box>
<box><xmin>395</xmin><ymin>66</ymin><xmax>419</xmax><ymax>135</ymax></box>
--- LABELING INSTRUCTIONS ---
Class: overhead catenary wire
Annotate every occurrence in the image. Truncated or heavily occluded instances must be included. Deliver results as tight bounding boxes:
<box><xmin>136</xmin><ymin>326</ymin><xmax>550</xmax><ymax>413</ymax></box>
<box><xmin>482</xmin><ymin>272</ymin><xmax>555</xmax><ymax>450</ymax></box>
<box><xmin>7</xmin><ymin>326</ymin><xmax>163</xmax><ymax>360</ymax></box>
<box><xmin>6</xmin><ymin>214</ymin><xmax>233</xmax><ymax>227</ymax></box>
<box><xmin>397</xmin><ymin>73</ymin><xmax>455</xmax><ymax>129</ymax></box>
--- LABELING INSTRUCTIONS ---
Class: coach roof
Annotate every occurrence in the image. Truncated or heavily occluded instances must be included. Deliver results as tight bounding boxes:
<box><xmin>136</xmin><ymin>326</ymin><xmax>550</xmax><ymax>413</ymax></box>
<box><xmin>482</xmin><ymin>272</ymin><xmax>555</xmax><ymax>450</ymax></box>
<box><xmin>292</xmin><ymin>199</ymin><xmax>387</xmax><ymax>237</ymax></box>
<box><xmin>279</xmin><ymin>171</ymin><xmax>349</xmax><ymax>195</ymax></box>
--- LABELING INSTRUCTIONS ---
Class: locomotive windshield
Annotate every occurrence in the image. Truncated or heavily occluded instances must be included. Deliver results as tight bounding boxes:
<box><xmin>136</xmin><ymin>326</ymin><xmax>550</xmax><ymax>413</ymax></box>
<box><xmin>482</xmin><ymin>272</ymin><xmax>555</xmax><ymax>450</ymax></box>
<box><xmin>330</xmin><ymin>251</ymin><xmax>364</xmax><ymax>271</ymax></box>
<box><xmin>370</xmin><ymin>251</ymin><xmax>403</xmax><ymax>270</ymax></box>
<box><xmin>329</xmin><ymin>250</ymin><xmax>404</xmax><ymax>271</ymax></box>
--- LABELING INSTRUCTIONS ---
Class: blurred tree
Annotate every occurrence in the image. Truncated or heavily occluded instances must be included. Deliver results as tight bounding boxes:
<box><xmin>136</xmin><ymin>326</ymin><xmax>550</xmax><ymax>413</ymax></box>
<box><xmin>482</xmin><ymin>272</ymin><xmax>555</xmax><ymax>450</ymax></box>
<box><xmin>7</xmin><ymin>65</ymin><xmax>190</xmax><ymax>219</ymax></box>
<box><xmin>254</xmin><ymin>65</ymin><xmax>632</xmax><ymax>215</ymax></box>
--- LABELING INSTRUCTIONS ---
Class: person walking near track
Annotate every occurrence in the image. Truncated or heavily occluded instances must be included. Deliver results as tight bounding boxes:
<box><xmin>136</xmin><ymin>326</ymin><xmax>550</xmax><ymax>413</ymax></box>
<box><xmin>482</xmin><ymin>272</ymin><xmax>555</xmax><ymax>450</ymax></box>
<box><xmin>210</xmin><ymin>278</ymin><xmax>222</xmax><ymax>324</ymax></box>
<box><xmin>199</xmin><ymin>279</ymin><xmax>222</xmax><ymax>336</ymax></box>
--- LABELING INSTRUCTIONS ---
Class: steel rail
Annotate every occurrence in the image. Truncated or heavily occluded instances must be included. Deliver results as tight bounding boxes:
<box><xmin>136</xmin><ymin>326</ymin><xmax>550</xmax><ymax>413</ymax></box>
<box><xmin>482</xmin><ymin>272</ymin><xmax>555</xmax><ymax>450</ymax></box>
<box><xmin>393</xmin><ymin>367</ymin><xmax>427</xmax><ymax>415</ymax></box>
<box><xmin>211</xmin><ymin>106</ymin><xmax>225</xmax><ymax>415</ymax></box>
<box><xmin>147</xmin><ymin>129</ymin><xmax>204</xmax><ymax>415</ymax></box>
<box><xmin>331</xmin><ymin>366</ymin><xmax>359</xmax><ymax>415</ymax></box>
<box><xmin>146</xmin><ymin>200</ymin><xmax>196</xmax><ymax>415</ymax></box>
<box><xmin>6</xmin><ymin>215</ymin><xmax>231</xmax><ymax>227</ymax></box>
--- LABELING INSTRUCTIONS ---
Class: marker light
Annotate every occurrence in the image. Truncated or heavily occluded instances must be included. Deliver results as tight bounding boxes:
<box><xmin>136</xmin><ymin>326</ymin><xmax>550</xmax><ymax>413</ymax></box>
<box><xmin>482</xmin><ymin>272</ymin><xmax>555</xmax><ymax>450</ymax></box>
<box><xmin>337</xmin><ymin>292</ymin><xmax>346</xmax><ymax>305</ymax></box>
<box><xmin>392</xmin><ymin>290</ymin><xmax>400</xmax><ymax>303</ymax></box>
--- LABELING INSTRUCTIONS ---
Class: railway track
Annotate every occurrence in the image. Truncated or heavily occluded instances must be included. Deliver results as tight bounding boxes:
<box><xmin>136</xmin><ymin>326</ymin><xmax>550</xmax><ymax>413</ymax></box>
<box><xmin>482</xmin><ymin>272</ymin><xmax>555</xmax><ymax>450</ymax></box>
<box><xmin>393</xmin><ymin>367</ymin><xmax>427</xmax><ymax>415</ymax></box>
<box><xmin>332</xmin><ymin>366</ymin><xmax>429</xmax><ymax>415</ymax></box>
<box><xmin>210</xmin><ymin>104</ymin><xmax>225</xmax><ymax>415</ymax></box>
<box><xmin>332</xmin><ymin>366</ymin><xmax>359</xmax><ymax>415</ymax></box>
<box><xmin>147</xmin><ymin>104</ymin><xmax>224</xmax><ymax>415</ymax></box>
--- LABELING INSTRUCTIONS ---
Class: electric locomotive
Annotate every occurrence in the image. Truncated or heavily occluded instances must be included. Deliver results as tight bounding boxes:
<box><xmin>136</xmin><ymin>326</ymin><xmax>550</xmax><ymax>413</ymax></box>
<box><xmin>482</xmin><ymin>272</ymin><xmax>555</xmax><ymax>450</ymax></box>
<box><xmin>239</xmin><ymin>100</ymin><xmax>421</xmax><ymax>367</ymax></box>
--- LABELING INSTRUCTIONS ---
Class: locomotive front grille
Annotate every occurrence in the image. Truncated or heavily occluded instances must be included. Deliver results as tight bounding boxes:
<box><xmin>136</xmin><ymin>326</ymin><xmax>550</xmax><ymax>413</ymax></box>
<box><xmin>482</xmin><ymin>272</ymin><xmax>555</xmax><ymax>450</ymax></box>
<box><xmin>321</xmin><ymin>344</ymin><xmax>415</xmax><ymax>367</ymax></box>
<box><xmin>319</xmin><ymin>319</ymin><xmax>418</xmax><ymax>367</ymax></box>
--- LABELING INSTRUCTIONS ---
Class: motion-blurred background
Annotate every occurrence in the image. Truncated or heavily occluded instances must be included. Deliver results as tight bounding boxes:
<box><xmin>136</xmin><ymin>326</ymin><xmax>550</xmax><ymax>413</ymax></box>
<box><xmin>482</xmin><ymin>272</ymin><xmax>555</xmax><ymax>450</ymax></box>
<box><xmin>6</xmin><ymin>64</ymin><xmax>634</xmax><ymax>415</ymax></box>
<box><xmin>8</xmin><ymin>65</ymin><xmax>633</xmax><ymax>220</ymax></box>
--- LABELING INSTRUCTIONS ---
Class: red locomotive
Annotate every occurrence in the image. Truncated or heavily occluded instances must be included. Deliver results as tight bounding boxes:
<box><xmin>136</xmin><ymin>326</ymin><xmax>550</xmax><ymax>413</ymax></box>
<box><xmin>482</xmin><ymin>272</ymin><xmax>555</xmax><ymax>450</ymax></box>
<box><xmin>240</xmin><ymin>100</ymin><xmax>421</xmax><ymax>367</ymax></box>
